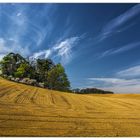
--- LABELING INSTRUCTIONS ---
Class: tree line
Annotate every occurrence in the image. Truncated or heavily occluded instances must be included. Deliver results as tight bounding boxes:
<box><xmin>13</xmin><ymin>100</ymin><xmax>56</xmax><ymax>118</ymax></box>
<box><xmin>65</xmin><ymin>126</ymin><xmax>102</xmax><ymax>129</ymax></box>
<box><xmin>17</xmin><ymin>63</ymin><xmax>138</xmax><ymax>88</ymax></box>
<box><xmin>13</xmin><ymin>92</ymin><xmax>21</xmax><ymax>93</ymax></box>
<box><xmin>0</xmin><ymin>52</ymin><xmax>113</xmax><ymax>94</ymax></box>
<box><xmin>72</xmin><ymin>88</ymin><xmax>113</xmax><ymax>94</ymax></box>
<box><xmin>0</xmin><ymin>53</ymin><xmax>70</xmax><ymax>92</ymax></box>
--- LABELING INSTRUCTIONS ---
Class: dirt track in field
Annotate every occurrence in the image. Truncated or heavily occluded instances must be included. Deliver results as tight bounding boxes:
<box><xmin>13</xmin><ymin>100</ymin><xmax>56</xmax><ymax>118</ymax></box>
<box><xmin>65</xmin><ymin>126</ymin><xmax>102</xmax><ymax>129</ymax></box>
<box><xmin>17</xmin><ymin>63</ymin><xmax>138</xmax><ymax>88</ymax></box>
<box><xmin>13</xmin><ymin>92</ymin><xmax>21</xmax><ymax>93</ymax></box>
<box><xmin>0</xmin><ymin>77</ymin><xmax>140</xmax><ymax>136</ymax></box>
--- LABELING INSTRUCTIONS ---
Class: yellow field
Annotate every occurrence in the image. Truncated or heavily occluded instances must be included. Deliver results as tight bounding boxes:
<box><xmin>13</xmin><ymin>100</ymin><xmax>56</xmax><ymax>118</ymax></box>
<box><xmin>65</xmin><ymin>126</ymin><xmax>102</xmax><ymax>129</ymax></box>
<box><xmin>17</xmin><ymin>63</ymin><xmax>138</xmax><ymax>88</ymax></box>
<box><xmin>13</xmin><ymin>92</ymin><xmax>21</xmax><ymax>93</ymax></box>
<box><xmin>0</xmin><ymin>77</ymin><xmax>140</xmax><ymax>136</ymax></box>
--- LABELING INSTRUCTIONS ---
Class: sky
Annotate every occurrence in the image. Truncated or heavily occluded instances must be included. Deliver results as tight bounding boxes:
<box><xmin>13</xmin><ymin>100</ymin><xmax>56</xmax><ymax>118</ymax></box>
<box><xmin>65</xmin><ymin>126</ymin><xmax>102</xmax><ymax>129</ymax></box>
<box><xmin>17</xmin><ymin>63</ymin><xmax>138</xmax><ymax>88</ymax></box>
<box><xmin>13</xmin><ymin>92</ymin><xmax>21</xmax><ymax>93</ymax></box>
<box><xmin>0</xmin><ymin>3</ymin><xmax>140</xmax><ymax>93</ymax></box>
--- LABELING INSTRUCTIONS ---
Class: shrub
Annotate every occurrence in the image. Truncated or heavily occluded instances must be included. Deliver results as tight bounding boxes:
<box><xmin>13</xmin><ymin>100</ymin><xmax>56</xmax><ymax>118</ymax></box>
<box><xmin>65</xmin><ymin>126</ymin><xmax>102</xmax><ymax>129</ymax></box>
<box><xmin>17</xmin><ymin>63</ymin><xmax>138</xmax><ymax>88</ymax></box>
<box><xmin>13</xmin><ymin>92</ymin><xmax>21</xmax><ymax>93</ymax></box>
<box><xmin>28</xmin><ymin>79</ymin><xmax>37</xmax><ymax>86</ymax></box>
<box><xmin>11</xmin><ymin>77</ymin><xmax>15</xmax><ymax>81</ymax></box>
<box><xmin>19</xmin><ymin>78</ymin><xmax>30</xmax><ymax>84</ymax></box>
<box><xmin>38</xmin><ymin>82</ymin><xmax>45</xmax><ymax>88</ymax></box>
<box><xmin>15</xmin><ymin>78</ymin><xmax>20</xmax><ymax>82</ymax></box>
<box><xmin>3</xmin><ymin>74</ymin><xmax>8</xmax><ymax>78</ymax></box>
<box><xmin>7</xmin><ymin>75</ymin><xmax>13</xmax><ymax>80</ymax></box>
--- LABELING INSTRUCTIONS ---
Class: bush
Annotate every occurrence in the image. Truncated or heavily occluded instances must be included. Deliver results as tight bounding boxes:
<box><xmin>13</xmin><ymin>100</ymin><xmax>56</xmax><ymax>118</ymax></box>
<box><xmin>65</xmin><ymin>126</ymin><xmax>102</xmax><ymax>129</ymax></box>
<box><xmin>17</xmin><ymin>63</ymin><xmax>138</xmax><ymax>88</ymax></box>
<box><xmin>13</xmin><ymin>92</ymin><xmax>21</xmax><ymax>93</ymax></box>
<box><xmin>19</xmin><ymin>78</ymin><xmax>37</xmax><ymax>86</ymax></box>
<box><xmin>19</xmin><ymin>78</ymin><xmax>30</xmax><ymax>84</ymax></box>
<box><xmin>38</xmin><ymin>82</ymin><xmax>45</xmax><ymax>88</ymax></box>
<box><xmin>28</xmin><ymin>79</ymin><xmax>37</xmax><ymax>86</ymax></box>
<box><xmin>11</xmin><ymin>77</ymin><xmax>15</xmax><ymax>81</ymax></box>
<box><xmin>7</xmin><ymin>75</ymin><xmax>13</xmax><ymax>80</ymax></box>
<box><xmin>15</xmin><ymin>78</ymin><xmax>20</xmax><ymax>82</ymax></box>
<box><xmin>3</xmin><ymin>74</ymin><xmax>8</xmax><ymax>78</ymax></box>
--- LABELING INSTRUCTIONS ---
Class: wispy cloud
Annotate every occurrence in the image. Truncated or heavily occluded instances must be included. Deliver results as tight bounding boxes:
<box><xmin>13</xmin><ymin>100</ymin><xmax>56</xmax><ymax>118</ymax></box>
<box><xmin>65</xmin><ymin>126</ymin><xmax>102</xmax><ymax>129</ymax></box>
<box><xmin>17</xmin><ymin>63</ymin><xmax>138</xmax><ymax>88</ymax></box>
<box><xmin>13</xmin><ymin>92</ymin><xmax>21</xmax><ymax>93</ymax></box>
<box><xmin>29</xmin><ymin>49</ymin><xmax>52</xmax><ymax>60</ymax></box>
<box><xmin>0</xmin><ymin>38</ymin><xmax>9</xmax><ymax>54</ymax></box>
<box><xmin>0</xmin><ymin>4</ymin><xmax>85</xmax><ymax>64</ymax></box>
<box><xmin>0</xmin><ymin>38</ymin><xmax>6</xmax><ymax>60</ymax></box>
<box><xmin>87</xmin><ymin>63</ymin><xmax>140</xmax><ymax>93</ymax></box>
<box><xmin>0</xmin><ymin>4</ymin><xmax>58</xmax><ymax>59</ymax></box>
<box><xmin>98</xmin><ymin>41</ymin><xmax>140</xmax><ymax>59</ymax></box>
<box><xmin>0</xmin><ymin>37</ymin><xmax>30</xmax><ymax>59</ymax></box>
<box><xmin>88</xmin><ymin>77</ymin><xmax>140</xmax><ymax>93</ymax></box>
<box><xmin>117</xmin><ymin>65</ymin><xmax>140</xmax><ymax>78</ymax></box>
<box><xmin>88</xmin><ymin>77</ymin><xmax>140</xmax><ymax>86</ymax></box>
<box><xmin>95</xmin><ymin>4</ymin><xmax>140</xmax><ymax>42</ymax></box>
<box><xmin>30</xmin><ymin>36</ymin><xmax>82</xmax><ymax>64</ymax></box>
<box><xmin>52</xmin><ymin>37</ymin><xmax>81</xmax><ymax>64</ymax></box>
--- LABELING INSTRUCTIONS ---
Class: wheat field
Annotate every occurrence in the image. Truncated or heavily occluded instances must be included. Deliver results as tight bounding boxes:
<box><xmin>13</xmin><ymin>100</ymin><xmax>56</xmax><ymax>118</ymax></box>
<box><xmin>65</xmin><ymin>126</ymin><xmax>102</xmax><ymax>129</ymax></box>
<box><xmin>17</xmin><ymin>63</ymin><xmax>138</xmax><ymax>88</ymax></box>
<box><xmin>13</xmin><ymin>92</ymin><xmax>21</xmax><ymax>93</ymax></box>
<box><xmin>0</xmin><ymin>77</ymin><xmax>140</xmax><ymax>136</ymax></box>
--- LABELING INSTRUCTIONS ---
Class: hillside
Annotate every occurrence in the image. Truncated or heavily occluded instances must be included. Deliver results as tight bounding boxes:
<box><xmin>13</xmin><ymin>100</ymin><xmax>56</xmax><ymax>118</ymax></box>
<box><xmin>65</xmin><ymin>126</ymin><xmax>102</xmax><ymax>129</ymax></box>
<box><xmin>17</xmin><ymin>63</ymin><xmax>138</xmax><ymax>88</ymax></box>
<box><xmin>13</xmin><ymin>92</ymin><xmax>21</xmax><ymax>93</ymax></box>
<box><xmin>0</xmin><ymin>77</ymin><xmax>140</xmax><ymax>136</ymax></box>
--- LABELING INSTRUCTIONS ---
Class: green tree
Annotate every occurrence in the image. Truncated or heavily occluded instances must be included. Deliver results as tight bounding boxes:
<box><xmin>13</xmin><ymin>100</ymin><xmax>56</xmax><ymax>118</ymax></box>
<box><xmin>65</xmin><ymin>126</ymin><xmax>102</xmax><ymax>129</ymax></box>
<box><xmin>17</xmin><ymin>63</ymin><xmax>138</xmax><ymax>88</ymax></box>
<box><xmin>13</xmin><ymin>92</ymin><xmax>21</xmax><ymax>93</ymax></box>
<box><xmin>0</xmin><ymin>53</ymin><xmax>27</xmax><ymax>76</ymax></box>
<box><xmin>36</xmin><ymin>59</ymin><xmax>54</xmax><ymax>82</ymax></box>
<box><xmin>14</xmin><ymin>63</ymin><xmax>31</xmax><ymax>78</ymax></box>
<box><xmin>0</xmin><ymin>52</ymin><xmax>71</xmax><ymax>92</ymax></box>
<box><xmin>47</xmin><ymin>63</ymin><xmax>70</xmax><ymax>91</ymax></box>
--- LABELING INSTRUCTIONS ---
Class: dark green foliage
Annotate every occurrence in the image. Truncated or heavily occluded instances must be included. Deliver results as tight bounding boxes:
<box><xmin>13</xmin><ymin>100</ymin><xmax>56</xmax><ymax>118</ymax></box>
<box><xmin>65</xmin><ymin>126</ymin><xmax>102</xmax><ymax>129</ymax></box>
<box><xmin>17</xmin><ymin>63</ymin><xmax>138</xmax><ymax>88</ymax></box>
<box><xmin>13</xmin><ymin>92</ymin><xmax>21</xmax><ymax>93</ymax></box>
<box><xmin>14</xmin><ymin>63</ymin><xmax>31</xmax><ymax>78</ymax></box>
<box><xmin>0</xmin><ymin>53</ymin><xmax>70</xmax><ymax>92</ymax></box>
<box><xmin>36</xmin><ymin>59</ymin><xmax>55</xmax><ymax>82</ymax></box>
<box><xmin>0</xmin><ymin>53</ymin><xmax>113</xmax><ymax>94</ymax></box>
<box><xmin>72</xmin><ymin>88</ymin><xmax>114</xmax><ymax>94</ymax></box>
<box><xmin>47</xmin><ymin>63</ymin><xmax>70</xmax><ymax>91</ymax></box>
<box><xmin>0</xmin><ymin>53</ymin><xmax>27</xmax><ymax>76</ymax></box>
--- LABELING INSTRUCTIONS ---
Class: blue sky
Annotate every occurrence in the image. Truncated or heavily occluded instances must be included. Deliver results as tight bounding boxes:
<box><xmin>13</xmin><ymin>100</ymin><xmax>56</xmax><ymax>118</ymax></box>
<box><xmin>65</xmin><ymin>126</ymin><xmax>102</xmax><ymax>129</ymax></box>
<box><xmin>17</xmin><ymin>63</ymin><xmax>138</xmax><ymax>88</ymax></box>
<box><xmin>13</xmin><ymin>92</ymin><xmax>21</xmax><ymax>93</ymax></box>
<box><xmin>0</xmin><ymin>3</ymin><xmax>140</xmax><ymax>93</ymax></box>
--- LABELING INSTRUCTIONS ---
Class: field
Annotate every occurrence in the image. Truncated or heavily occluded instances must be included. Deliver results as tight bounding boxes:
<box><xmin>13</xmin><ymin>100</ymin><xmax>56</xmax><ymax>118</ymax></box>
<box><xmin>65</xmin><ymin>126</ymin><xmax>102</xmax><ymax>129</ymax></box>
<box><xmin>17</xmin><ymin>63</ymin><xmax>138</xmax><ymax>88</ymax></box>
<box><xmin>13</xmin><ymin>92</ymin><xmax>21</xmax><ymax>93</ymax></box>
<box><xmin>0</xmin><ymin>77</ymin><xmax>140</xmax><ymax>136</ymax></box>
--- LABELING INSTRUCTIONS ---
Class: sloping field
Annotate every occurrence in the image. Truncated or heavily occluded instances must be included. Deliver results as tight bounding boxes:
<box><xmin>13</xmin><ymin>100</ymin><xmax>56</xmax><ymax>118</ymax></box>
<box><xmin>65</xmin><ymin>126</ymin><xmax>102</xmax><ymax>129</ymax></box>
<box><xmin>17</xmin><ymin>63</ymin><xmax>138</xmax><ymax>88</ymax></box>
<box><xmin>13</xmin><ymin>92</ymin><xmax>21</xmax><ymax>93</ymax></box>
<box><xmin>0</xmin><ymin>77</ymin><xmax>140</xmax><ymax>136</ymax></box>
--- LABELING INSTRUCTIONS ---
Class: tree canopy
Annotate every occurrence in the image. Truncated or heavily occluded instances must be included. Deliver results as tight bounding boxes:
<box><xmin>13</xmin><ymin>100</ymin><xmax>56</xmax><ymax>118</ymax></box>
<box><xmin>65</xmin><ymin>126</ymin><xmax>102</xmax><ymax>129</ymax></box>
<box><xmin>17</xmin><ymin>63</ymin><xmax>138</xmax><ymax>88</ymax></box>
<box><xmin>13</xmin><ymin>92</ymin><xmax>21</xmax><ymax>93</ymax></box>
<box><xmin>0</xmin><ymin>53</ymin><xmax>70</xmax><ymax>92</ymax></box>
<box><xmin>0</xmin><ymin>53</ymin><xmax>113</xmax><ymax>94</ymax></box>
<box><xmin>47</xmin><ymin>63</ymin><xmax>70</xmax><ymax>91</ymax></box>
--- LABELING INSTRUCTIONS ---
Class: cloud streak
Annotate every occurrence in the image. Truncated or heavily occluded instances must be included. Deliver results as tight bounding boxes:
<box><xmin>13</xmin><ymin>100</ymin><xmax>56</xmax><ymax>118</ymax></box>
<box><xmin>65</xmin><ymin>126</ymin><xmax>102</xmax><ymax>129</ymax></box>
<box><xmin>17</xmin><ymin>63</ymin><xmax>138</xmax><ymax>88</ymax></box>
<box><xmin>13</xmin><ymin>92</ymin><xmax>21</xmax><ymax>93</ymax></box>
<box><xmin>98</xmin><ymin>41</ymin><xmax>140</xmax><ymax>59</ymax></box>
<box><xmin>88</xmin><ymin>77</ymin><xmax>140</xmax><ymax>93</ymax></box>
<box><xmin>30</xmin><ymin>36</ymin><xmax>81</xmax><ymax>64</ymax></box>
<box><xmin>117</xmin><ymin>65</ymin><xmax>140</xmax><ymax>78</ymax></box>
<box><xmin>87</xmin><ymin>64</ymin><xmax>140</xmax><ymax>93</ymax></box>
<box><xmin>0</xmin><ymin>4</ymin><xmax>85</xmax><ymax>64</ymax></box>
<box><xmin>53</xmin><ymin>37</ymin><xmax>80</xmax><ymax>64</ymax></box>
<box><xmin>0</xmin><ymin>4</ymin><xmax>58</xmax><ymax>59</ymax></box>
<box><xmin>95</xmin><ymin>4</ymin><xmax>140</xmax><ymax>42</ymax></box>
<box><xmin>0</xmin><ymin>38</ymin><xmax>30</xmax><ymax>59</ymax></box>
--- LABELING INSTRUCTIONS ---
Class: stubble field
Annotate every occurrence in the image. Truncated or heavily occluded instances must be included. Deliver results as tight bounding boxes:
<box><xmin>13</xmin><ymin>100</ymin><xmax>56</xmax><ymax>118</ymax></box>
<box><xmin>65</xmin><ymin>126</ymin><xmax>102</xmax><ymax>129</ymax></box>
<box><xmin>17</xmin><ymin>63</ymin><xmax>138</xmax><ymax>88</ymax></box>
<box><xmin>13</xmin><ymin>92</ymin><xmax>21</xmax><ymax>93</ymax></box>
<box><xmin>0</xmin><ymin>77</ymin><xmax>140</xmax><ymax>136</ymax></box>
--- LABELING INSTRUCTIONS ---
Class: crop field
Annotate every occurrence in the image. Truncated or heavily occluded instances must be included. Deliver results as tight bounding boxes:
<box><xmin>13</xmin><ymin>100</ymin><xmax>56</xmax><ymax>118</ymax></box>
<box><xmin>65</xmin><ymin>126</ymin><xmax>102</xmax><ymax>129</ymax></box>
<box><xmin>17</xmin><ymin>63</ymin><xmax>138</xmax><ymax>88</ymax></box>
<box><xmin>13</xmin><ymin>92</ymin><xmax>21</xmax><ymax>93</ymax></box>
<box><xmin>0</xmin><ymin>77</ymin><xmax>140</xmax><ymax>136</ymax></box>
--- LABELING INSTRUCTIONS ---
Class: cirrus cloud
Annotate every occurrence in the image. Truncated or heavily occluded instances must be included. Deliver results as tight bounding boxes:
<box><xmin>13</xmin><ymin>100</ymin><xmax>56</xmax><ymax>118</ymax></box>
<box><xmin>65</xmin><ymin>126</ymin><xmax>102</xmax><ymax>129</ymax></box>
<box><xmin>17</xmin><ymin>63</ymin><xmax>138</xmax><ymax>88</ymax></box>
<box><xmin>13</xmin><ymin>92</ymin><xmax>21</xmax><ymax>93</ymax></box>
<box><xmin>30</xmin><ymin>36</ymin><xmax>82</xmax><ymax>64</ymax></box>
<box><xmin>95</xmin><ymin>4</ymin><xmax>140</xmax><ymax>43</ymax></box>
<box><xmin>117</xmin><ymin>65</ymin><xmax>140</xmax><ymax>78</ymax></box>
<box><xmin>88</xmin><ymin>77</ymin><xmax>140</xmax><ymax>93</ymax></box>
